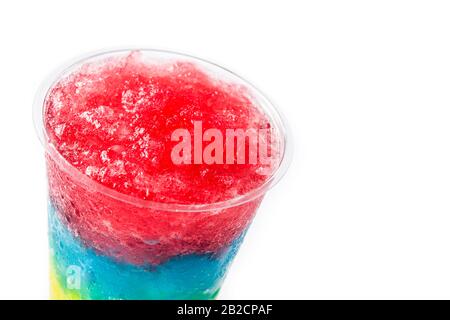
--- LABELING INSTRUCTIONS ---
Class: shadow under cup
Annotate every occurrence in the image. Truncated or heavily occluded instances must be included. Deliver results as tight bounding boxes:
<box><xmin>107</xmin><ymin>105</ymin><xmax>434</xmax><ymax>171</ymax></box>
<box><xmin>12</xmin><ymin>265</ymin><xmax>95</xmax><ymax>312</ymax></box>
<box><xmin>34</xmin><ymin>49</ymin><xmax>291</xmax><ymax>300</ymax></box>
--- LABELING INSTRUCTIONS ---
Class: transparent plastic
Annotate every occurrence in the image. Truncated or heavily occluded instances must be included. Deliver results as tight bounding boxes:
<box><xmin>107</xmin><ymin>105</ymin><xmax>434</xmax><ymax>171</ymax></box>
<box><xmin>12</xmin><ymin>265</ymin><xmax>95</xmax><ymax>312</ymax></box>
<box><xmin>33</xmin><ymin>48</ymin><xmax>292</xmax><ymax>300</ymax></box>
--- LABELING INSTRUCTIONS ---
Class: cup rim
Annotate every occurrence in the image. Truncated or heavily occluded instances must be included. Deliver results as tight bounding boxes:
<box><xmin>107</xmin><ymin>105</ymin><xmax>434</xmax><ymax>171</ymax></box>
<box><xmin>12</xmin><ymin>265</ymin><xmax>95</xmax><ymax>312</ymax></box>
<box><xmin>33</xmin><ymin>48</ymin><xmax>293</xmax><ymax>212</ymax></box>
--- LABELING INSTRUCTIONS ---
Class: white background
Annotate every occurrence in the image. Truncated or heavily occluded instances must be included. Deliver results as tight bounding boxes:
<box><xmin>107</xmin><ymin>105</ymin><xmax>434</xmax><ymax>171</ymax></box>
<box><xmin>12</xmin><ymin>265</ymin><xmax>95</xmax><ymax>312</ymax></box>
<box><xmin>0</xmin><ymin>0</ymin><xmax>449</xmax><ymax>300</ymax></box>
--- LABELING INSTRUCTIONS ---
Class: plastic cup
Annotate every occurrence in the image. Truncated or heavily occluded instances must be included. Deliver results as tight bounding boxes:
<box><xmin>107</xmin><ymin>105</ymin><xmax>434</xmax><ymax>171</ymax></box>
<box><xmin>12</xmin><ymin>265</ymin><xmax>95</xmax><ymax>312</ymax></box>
<box><xmin>33</xmin><ymin>49</ymin><xmax>291</xmax><ymax>300</ymax></box>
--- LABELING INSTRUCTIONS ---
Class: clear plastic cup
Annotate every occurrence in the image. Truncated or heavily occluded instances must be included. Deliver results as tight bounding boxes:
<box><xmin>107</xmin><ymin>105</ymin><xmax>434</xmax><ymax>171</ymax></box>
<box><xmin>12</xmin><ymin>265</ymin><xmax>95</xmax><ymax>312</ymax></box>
<box><xmin>33</xmin><ymin>49</ymin><xmax>292</xmax><ymax>300</ymax></box>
